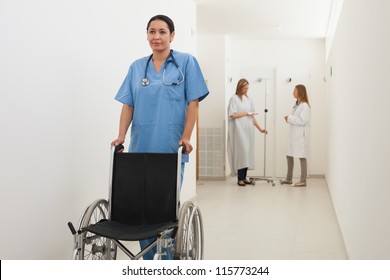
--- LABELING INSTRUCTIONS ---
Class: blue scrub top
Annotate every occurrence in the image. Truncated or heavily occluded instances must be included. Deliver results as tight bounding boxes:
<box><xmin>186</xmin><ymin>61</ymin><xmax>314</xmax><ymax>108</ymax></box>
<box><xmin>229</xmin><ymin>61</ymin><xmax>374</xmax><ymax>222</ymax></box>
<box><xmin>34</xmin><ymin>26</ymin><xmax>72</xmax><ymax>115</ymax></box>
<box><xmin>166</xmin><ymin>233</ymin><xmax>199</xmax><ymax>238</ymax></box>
<box><xmin>115</xmin><ymin>50</ymin><xmax>209</xmax><ymax>162</ymax></box>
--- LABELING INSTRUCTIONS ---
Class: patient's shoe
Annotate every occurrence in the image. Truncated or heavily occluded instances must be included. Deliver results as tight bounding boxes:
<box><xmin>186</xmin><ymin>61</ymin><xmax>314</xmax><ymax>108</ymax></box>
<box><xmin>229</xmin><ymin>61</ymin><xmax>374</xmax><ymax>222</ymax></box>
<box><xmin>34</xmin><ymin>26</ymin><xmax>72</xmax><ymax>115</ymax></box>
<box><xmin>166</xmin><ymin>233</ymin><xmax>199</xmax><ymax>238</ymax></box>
<box><xmin>280</xmin><ymin>179</ymin><xmax>292</xmax><ymax>185</ymax></box>
<box><xmin>292</xmin><ymin>181</ymin><xmax>306</xmax><ymax>187</ymax></box>
<box><xmin>237</xmin><ymin>180</ymin><xmax>246</xmax><ymax>187</ymax></box>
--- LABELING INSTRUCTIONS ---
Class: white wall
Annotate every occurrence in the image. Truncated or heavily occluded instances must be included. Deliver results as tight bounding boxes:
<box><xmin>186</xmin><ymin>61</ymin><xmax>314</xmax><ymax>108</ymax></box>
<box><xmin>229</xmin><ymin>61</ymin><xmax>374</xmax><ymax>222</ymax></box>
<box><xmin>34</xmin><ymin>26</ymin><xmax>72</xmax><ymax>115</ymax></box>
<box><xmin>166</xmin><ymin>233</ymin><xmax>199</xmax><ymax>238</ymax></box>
<box><xmin>326</xmin><ymin>0</ymin><xmax>390</xmax><ymax>259</ymax></box>
<box><xmin>197</xmin><ymin>37</ymin><xmax>327</xmax><ymax>178</ymax></box>
<box><xmin>197</xmin><ymin>35</ymin><xmax>226</xmax><ymax>129</ymax></box>
<box><xmin>0</xmin><ymin>0</ymin><xmax>197</xmax><ymax>259</ymax></box>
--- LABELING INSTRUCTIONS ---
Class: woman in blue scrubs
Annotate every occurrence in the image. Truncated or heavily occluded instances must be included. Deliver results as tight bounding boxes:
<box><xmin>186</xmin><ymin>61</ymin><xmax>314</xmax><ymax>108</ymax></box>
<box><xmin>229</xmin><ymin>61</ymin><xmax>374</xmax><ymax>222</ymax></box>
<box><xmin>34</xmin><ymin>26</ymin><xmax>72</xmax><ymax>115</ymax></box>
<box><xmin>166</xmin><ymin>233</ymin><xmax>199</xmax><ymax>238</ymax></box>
<box><xmin>111</xmin><ymin>15</ymin><xmax>209</xmax><ymax>259</ymax></box>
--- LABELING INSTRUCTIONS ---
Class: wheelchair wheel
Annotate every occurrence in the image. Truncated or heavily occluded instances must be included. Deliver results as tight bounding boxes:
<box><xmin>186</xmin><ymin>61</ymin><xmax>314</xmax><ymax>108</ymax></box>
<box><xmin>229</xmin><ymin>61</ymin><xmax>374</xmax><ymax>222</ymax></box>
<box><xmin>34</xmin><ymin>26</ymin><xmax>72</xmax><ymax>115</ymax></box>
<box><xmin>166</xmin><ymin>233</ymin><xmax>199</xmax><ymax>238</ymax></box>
<box><xmin>76</xmin><ymin>199</ymin><xmax>117</xmax><ymax>260</ymax></box>
<box><xmin>174</xmin><ymin>201</ymin><xmax>204</xmax><ymax>260</ymax></box>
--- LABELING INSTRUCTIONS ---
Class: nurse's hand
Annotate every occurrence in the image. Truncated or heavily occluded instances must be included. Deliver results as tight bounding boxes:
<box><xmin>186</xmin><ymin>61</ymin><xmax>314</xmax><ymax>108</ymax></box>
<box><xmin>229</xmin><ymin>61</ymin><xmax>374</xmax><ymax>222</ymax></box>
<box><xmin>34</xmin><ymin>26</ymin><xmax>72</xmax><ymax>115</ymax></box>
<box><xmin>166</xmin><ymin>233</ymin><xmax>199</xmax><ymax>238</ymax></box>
<box><xmin>179</xmin><ymin>139</ymin><xmax>192</xmax><ymax>155</ymax></box>
<box><xmin>111</xmin><ymin>138</ymin><xmax>125</xmax><ymax>153</ymax></box>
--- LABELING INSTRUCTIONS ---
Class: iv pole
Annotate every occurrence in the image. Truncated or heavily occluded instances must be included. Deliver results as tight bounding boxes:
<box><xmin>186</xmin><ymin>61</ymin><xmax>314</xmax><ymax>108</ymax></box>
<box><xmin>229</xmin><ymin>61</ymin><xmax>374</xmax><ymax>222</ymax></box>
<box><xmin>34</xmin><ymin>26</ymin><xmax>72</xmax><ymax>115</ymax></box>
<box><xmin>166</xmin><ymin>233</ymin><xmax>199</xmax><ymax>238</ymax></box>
<box><xmin>250</xmin><ymin>78</ymin><xmax>275</xmax><ymax>186</ymax></box>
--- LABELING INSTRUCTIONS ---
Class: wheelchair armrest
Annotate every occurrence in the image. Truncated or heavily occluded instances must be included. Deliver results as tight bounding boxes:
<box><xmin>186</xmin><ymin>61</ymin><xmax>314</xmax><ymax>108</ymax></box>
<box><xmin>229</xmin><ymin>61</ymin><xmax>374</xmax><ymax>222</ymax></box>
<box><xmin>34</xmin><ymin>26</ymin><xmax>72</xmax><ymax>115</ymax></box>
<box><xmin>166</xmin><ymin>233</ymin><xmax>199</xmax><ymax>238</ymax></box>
<box><xmin>68</xmin><ymin>222</ymin><xmax>77</xmax><ymax>235</ymax></box>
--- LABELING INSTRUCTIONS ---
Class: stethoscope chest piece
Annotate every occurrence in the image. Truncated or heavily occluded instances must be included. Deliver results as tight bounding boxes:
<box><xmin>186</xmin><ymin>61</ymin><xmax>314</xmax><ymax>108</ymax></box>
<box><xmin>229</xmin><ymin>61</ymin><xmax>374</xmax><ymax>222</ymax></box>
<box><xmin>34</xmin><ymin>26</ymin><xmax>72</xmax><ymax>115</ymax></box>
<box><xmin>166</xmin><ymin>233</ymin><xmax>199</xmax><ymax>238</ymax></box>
<box><xmin>141</xmin><ymin>78</ymin><xmax>149</xmax><ymax>87</ymax></box>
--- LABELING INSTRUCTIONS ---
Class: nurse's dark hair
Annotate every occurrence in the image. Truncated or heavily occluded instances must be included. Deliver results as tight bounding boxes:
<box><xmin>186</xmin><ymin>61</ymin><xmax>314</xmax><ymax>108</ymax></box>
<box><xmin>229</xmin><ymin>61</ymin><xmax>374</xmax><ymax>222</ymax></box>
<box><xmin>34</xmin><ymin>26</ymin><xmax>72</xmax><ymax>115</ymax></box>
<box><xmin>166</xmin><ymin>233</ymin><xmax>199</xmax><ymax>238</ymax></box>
<box><xmin>295</xmin><ymin>84</ymin><xmax>310</xmax><ymax>105</ymax></box>
<box><xmin>147</xmin><ymin>15</ymin><xmax>175</xmax><ymax>33</ymax></box>
<box><xmin>235</xmin><ymin>78</ymin><xmax>249</xmax><ymax>95</ymax></box>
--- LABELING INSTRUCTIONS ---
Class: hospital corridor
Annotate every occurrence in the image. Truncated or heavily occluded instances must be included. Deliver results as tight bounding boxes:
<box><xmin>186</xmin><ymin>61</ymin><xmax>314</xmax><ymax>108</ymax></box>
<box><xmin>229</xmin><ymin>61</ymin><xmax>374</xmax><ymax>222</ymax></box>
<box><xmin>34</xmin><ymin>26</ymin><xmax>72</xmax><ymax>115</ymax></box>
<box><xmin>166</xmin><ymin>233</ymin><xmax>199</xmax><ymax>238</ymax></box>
<box><xmin>117</xmin><ymin>177</ymin><xmax>348</xmax><ymax>260</ymax></box>
<box><xmin>195</xmin><ymin>178</ymin><xmax>347</xmax><ymax>260</ymax></box>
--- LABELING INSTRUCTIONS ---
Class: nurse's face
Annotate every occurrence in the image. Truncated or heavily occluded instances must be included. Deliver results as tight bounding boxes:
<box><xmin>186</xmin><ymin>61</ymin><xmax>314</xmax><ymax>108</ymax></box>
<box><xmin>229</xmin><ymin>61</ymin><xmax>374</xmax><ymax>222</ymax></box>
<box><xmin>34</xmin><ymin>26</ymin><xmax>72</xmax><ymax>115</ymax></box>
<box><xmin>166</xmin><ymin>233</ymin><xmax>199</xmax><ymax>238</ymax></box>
<box><xmin>147</xmin><ymin>20</ymin><xmax>175</xmax><ymax>53</ymax></box>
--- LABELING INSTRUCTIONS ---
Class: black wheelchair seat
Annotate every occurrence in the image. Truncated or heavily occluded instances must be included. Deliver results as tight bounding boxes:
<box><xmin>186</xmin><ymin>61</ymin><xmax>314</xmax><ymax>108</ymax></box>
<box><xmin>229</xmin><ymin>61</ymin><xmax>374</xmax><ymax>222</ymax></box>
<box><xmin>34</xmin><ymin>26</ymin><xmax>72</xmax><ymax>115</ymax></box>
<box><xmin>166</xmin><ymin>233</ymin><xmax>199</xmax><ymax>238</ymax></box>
<box><xmin>85</xmin><ymin>219</ymin><xmax>177</xmax><ymax>241</ymax></box>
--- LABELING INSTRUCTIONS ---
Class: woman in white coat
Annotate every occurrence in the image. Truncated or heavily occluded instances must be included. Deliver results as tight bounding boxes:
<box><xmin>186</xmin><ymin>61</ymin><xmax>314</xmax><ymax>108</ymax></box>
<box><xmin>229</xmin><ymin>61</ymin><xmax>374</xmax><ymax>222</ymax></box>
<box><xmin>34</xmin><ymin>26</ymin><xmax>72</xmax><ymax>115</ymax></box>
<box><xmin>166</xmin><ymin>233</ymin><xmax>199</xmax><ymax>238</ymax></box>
<box><xmin>227</xmin><ymin>78</ymin><xmax>267</xmax><ymax>186</ymax></box>
<box><xmin>281</xmin><ymin>84</ymin><xmax>311</xmax><ymax>187</ymax></box>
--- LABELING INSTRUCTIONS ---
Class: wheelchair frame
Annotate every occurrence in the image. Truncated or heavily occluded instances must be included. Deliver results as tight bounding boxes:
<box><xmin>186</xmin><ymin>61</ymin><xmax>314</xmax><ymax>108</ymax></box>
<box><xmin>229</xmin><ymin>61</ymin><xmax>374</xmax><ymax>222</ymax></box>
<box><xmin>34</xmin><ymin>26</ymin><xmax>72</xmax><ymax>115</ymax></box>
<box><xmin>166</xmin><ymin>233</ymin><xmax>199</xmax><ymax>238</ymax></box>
<box><xmin>68</xmin><ymin>146</ymin><xmax>204</xmax><ymax>260</ymax></box>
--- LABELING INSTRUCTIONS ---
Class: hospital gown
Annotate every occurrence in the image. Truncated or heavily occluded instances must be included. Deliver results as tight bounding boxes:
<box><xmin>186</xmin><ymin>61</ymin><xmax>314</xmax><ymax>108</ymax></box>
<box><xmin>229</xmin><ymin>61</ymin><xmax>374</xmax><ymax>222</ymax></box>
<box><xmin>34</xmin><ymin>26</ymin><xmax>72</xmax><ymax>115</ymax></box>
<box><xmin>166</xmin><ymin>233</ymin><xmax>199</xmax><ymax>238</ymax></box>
<box><xmin>227</xmin><ymin>94</ymin><xmax>255</xmax><ymax>176</ymax></box>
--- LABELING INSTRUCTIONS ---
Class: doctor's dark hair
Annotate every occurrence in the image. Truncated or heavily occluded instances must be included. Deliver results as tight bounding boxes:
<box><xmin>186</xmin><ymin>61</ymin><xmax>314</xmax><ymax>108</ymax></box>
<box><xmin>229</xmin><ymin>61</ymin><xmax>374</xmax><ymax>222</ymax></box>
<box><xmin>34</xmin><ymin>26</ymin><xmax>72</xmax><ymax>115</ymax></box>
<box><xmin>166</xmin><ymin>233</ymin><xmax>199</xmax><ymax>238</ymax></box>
<box><xmin>235</xmin><ymin>78</ymin><xmax>249</xmax><ymax>95</ymax></box>
<box><xmin>147</xmin><ymin>15</ymin><xmax>175</xmax><ymax>33</ymax></box>
<box><xmin>295</xmin><ymin>84</ymin><xmax>310</xmax><ymax>105</ymax></box>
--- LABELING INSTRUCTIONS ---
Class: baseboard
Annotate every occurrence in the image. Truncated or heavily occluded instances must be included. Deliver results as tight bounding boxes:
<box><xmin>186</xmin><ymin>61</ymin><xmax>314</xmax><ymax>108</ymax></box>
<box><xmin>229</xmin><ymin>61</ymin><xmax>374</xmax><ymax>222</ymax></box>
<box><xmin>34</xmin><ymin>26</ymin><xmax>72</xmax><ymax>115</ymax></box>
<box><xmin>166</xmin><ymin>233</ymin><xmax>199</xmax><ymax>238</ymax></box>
<box><xmin>198</xmin><ymin>176</ymin><xmax>226</xmax><ymax>181</ymax></box>
<box><xmin>197</xmin><ymin>174</ymin><xmax>325</xmax><ymax>181</ymax></box>
<box><xmin>308</xmin><ymin>174</ymin><xmax>325</xmax><ymax>178</ymax></box>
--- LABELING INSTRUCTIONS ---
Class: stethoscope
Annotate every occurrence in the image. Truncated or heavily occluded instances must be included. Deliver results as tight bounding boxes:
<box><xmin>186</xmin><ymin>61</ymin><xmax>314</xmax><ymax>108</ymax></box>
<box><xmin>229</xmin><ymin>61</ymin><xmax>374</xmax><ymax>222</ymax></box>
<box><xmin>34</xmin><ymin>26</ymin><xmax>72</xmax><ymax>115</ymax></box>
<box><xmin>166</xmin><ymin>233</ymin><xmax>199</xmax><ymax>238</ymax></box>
<box><xmin>141</xmin><ymin>50</ymin><xmax>185</xmax><ymax>87</ymax></box>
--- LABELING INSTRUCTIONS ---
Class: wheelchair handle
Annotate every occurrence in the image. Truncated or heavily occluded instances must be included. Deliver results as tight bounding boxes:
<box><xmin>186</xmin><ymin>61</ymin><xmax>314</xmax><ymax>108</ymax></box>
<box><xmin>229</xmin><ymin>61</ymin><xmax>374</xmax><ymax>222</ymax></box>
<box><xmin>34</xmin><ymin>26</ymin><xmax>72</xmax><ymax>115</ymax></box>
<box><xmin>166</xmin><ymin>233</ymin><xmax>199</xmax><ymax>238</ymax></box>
<box><xmin>114</xmin><ymin>144</ymin><xmax>125</xmax><ymax>153</ymax></box>
<box><xmin>114</xmin><ymin>144</ymin><xmax>184</xmax><ymax>153</ymax></box>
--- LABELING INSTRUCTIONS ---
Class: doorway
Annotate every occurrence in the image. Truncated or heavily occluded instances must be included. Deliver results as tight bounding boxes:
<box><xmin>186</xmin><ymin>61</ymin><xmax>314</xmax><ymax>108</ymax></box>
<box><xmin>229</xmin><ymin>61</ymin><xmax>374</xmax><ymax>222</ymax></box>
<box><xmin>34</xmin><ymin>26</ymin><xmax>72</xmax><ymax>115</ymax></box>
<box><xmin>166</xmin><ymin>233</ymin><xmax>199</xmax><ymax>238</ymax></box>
<box><xmin>237</xmin><ymin>67</ymin><xmax>311</xmax><ymax>179</ymax></box>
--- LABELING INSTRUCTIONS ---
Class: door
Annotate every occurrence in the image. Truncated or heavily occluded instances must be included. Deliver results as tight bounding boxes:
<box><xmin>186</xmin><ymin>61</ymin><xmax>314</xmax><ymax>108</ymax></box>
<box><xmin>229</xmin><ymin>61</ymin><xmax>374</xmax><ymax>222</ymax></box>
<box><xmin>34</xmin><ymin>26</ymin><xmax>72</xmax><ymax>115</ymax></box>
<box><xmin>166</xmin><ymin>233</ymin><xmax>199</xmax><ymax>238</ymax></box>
<box><xmin>237</xmin><ymin>67</ymin><xmax>311</xmax><ymax>179</ymax></box>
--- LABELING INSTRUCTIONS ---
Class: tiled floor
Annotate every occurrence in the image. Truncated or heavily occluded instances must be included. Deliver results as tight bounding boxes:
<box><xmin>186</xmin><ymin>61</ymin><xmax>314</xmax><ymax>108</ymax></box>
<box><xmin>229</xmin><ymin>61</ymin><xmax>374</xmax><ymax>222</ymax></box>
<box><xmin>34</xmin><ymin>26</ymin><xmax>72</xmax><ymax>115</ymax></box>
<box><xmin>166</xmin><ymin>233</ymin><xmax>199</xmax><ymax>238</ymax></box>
<box><xmin>117</xmin><ymin>176</ymin><xmax>348</xmax><ymax>260</ymax></box>
<box><xmin>194</xmin><ymin>177</ymin><xmax>348</xmax><ymax>260</ymax></box>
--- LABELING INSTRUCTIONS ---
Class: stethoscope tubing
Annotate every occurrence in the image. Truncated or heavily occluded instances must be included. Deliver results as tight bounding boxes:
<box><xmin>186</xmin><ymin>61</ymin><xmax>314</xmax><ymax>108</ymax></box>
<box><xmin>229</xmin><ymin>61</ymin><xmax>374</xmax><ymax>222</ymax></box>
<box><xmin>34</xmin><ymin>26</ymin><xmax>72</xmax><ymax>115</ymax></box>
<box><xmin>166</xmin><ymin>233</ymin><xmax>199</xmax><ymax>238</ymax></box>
<box><xmin>141</xmin><ymin>50</ymin><xmax>184</xmax><ymax>87</ymax></box>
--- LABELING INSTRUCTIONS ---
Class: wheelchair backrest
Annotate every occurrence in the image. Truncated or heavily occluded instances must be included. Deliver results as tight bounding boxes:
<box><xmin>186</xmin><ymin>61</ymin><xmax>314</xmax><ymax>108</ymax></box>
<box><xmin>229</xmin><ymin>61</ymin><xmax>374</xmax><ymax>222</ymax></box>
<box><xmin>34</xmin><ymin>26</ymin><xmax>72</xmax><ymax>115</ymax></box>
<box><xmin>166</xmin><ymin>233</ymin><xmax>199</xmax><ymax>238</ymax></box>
<box><xmin>110</xmin><ymin>152</ymin><xmax>178</xmax><ymax>225</ymax></box>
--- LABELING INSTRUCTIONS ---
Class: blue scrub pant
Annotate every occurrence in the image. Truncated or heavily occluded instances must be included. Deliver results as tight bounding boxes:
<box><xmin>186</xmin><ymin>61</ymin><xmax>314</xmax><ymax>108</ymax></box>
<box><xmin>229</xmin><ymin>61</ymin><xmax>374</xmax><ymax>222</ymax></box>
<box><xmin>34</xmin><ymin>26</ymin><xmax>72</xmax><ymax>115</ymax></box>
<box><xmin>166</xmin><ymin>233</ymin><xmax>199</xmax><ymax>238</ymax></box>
<box><xmin>139</xmin><ymin>162</ymin><xmax>185</xmax><ymax>260</ymax></box>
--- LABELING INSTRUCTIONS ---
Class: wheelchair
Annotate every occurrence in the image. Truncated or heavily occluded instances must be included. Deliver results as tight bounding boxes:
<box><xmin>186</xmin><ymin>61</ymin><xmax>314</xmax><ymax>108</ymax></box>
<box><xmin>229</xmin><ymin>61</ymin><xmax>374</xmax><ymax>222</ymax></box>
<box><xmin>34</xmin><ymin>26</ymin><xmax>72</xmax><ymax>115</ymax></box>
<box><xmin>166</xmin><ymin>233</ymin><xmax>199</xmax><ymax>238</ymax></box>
<box><xmin>68</xmin><ymin>145</ymin><xmax>204</xmax><ymax>260</ymax></box>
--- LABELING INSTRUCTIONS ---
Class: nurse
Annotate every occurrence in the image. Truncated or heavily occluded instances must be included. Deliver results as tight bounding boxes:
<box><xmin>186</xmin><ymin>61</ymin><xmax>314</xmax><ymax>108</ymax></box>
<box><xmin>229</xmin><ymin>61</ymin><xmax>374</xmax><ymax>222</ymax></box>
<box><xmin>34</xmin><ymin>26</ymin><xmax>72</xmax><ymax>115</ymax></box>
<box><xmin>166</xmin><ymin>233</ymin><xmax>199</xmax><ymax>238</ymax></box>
<box><xmin>227</xmin><ymin>78</ymin><xmax>267</xmax><ymax>186</ymax></box>
<box><xmin>111</xmin><ymin>15</ymin><xmax>209</xmax><ymax>259</ymax></box>
<box><xmin>281</xmin><ymin>84</ymin><xmax>311</xmax><ymax>187</ymax></box>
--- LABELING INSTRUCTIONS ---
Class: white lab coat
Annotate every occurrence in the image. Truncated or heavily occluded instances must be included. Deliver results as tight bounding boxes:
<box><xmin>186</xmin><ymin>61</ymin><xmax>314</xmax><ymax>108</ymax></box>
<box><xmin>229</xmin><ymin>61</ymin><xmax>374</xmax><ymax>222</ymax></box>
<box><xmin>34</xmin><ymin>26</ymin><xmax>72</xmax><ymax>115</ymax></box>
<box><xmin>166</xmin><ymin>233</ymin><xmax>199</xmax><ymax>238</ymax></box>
<box><xmin>286</xmin><ymin>102</ymin><xmax>311</xmax><ymax>158</ymax></box>
<box><xmin>227</xmin><ymin>94</ymin><xmax>255</xmax><ymax>175</ymax></box>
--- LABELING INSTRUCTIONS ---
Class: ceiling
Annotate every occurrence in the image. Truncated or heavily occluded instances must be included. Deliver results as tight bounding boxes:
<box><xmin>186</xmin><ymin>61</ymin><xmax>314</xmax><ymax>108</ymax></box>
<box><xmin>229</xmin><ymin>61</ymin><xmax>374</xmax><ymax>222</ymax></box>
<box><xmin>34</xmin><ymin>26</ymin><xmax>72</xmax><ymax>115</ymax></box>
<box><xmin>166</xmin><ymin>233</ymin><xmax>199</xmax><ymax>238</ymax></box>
<box><xmin>196</xmin><ymin>0</ymin><xmax>333</xmax><ymax>40</ymax></box>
